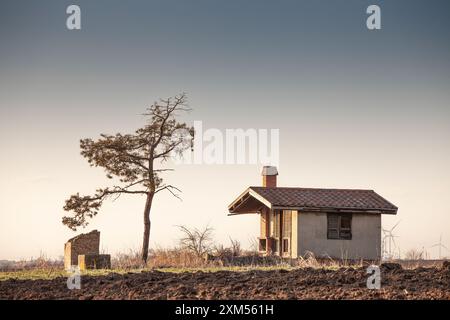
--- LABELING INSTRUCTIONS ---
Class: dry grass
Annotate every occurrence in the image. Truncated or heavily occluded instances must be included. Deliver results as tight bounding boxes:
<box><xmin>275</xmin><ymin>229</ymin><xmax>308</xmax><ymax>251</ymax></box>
<box><xmin>0</xmin><ymin>248</ymin><xmax>367</xmax><ymax>272</ymax></box>
<box><xmin>110</xmin><ymin>247</ymin><xmax>208</xmax><ymax>269</ymax></box>
<box><xmin>149</xmin><ymin>247</ymin><xmax>208</xmax><ymax>268</ymax></box>
<box><xmin>0</xmin><ymin>252</ymin><xmax>63</xmax><ymax>272</ymax></box>
<box><xmin>0</xmin><ymin>248</ymin><xmax>358</xmax><ymax>281</ymax></box>
<box><xmin>3</xmin><ymin>245</ymin><xmax>443</xmax><ymax>282</ymax></box>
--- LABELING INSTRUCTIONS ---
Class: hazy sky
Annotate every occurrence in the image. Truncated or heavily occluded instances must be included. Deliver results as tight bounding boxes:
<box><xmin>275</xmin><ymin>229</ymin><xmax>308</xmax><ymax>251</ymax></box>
<box><xmin>1</xmin><ymin>0</ymin><xmax>450</xmax><ymax>260</ymax></box>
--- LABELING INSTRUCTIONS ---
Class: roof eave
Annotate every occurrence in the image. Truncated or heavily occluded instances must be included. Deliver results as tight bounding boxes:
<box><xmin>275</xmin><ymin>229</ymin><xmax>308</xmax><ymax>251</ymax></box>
<box><xmin>272</xmin><ymin>205</ymin><xmax>398</xmax><ymax>215</ymax></box>
<box><xmin>228</xmin><ymin>187</ymin><xmax>273</xmax><ymax>213</ymax></box>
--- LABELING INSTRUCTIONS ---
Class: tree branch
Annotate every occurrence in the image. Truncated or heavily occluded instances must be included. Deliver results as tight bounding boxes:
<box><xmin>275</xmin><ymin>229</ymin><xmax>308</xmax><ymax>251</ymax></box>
<box><xmin>155</xmin><ymin>184</ymin><xmax>182</xmax><ymax>200</ymax></box>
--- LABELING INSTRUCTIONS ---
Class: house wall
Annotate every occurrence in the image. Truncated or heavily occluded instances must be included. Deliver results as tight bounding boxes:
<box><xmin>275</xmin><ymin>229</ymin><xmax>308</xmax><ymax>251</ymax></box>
<box><xmin>296</xmin><ymin>211</ymin><xmax>381</xmax><ymax>260</ymax></box>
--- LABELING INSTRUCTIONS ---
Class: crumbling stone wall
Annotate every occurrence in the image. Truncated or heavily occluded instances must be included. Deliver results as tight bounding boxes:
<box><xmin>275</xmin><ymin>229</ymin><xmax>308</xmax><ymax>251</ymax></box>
<box><xmin>64</xmin><ymin>230</ymin><xmax>100</xmax><ymax>270</ymax></box>
<box><xmin>78</xmin><ymin>254</ymin><xmax>111</xmax><ymax>270</ymax></box>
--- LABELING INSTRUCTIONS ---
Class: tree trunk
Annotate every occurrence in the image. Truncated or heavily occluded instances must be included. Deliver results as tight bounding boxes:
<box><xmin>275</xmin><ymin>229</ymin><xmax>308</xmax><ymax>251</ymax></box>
<box><xmin>141</xmin><ymin>192</ymin><xmax>154</xmax><ymax>263</ymax></box>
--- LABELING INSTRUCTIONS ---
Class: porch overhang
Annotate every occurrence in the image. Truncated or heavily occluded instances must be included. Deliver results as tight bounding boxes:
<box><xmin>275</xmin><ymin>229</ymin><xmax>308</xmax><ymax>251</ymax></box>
<box><xmin>228</xmin><ymin>188</ymin><xmax>272</xmax><ymax>215</ymax></box>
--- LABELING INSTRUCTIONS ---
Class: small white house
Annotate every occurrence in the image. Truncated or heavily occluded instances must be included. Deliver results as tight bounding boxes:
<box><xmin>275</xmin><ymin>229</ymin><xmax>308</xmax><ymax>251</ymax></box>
<box><xmin>228</xmin><ymin>166</ymin><xmax>398</xmax><ymax>260</ymax></box>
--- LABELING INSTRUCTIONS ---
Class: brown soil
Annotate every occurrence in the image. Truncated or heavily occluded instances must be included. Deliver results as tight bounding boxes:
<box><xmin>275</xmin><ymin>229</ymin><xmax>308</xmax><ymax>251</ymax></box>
<box><xmin>1</xmin><ymin>264</ymin><xmax>449</xmax><ymax>300</ymax></box>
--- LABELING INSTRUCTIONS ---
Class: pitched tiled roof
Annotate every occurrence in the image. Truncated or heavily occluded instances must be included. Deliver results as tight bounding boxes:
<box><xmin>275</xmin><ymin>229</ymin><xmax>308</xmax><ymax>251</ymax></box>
<box><xmin>248</xmin><ymin>187</ymin><xmax>397</xmax><ymax>213</ymax></box>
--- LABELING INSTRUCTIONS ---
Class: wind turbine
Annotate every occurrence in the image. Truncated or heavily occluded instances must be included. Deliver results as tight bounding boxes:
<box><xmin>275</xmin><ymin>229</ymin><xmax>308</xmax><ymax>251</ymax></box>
<box><xmin>430</xmin><ymin>234</ymin><xmax>448</xmax><ymax>259</ymax></box>
<box><xmin>382</xmin><ymin>221</ymin><xmax>400</xmax><ymax>260</ymax></box>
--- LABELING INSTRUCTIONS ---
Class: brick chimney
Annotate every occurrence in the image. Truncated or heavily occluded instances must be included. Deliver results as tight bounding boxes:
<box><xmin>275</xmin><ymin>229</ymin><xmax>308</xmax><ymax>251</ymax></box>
<box><xmin>262</xmin><ymin>166</ymin><xmax>278</xmax><ymax>188</ymax></box>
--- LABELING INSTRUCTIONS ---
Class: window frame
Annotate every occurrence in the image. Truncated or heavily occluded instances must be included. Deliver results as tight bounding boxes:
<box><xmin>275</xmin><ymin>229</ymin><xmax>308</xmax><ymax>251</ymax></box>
<box><xmin>327</xmin><ymin>213</ymin><xmax>352</xmax><ymax>240</ymax></box>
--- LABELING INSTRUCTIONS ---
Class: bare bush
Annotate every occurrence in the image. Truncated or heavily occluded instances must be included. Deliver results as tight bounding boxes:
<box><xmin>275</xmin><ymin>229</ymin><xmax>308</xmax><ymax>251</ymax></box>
<box><xmin>177</xmin><ymin>225</ymin><xmax>214</xmax><ymax>259</ymax></box>
<box><xmin>210</xmin><ymin>238</ymin><xmax>242</xmax><ymax>261</ymax></box>
<box><xmin>229</xmin><ymin>238</ymin><xmax>242</xmax><ymax>256</ymax></box>
<box><xmin>247</xmin><ymin>237</ymin><xmax>259</xmax><ymax>255</ymax></box>
<box><xmin>404</xmin><ymin>248</ymin><xmax>426</xmax><ymax>260</ymax></box>
<box><xmin>211</xmin><ymin>244</ymin><xmax>233</xmax><ymax>263</ymax></box>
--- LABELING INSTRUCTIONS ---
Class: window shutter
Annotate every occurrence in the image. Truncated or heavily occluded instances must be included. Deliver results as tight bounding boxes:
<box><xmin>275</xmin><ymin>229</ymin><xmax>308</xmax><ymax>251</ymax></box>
<box><xmin>340</xmin><ymin>214</ymin><xmax>352</xmax><ymax>240</ymax></box>
<box><xmin>327</xmin><ymin>214</ymin><xmax>339</xmax><ymax>239</ymax></box>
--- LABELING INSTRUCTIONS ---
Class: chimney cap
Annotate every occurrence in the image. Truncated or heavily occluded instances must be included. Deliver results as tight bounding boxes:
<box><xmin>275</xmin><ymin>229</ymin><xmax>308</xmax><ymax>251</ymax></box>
<box><xmin>261</xmin><ymin>166</ymin><xmax>278</xmax><ymax>176</ymax></box>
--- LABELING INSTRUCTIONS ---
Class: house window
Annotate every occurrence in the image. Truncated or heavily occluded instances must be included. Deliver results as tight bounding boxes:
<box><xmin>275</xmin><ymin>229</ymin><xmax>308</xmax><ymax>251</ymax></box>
<box><xmin>259</xmin><ymin>238</ymin><xmax>267</xmax><ymax>251</ymax></box>
<box><xmin>327</xmin><ymin>213</ymin><xmax>352</xmax><ymax>240</ymax></box>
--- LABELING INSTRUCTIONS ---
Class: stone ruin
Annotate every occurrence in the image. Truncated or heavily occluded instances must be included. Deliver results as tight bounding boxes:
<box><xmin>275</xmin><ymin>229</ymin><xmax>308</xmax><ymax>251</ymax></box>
<box><xmin>64</xmin><ymin>230</ymin><xmax>111</xmax><ymax>270</ymax></box>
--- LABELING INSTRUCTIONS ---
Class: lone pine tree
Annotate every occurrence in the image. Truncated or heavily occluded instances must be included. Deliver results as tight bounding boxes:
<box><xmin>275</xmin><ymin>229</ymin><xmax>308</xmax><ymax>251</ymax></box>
<box><xmin>62</xmin><ymin>93</ymin><xmax>194</xmax><ymax>262</ymax></box>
